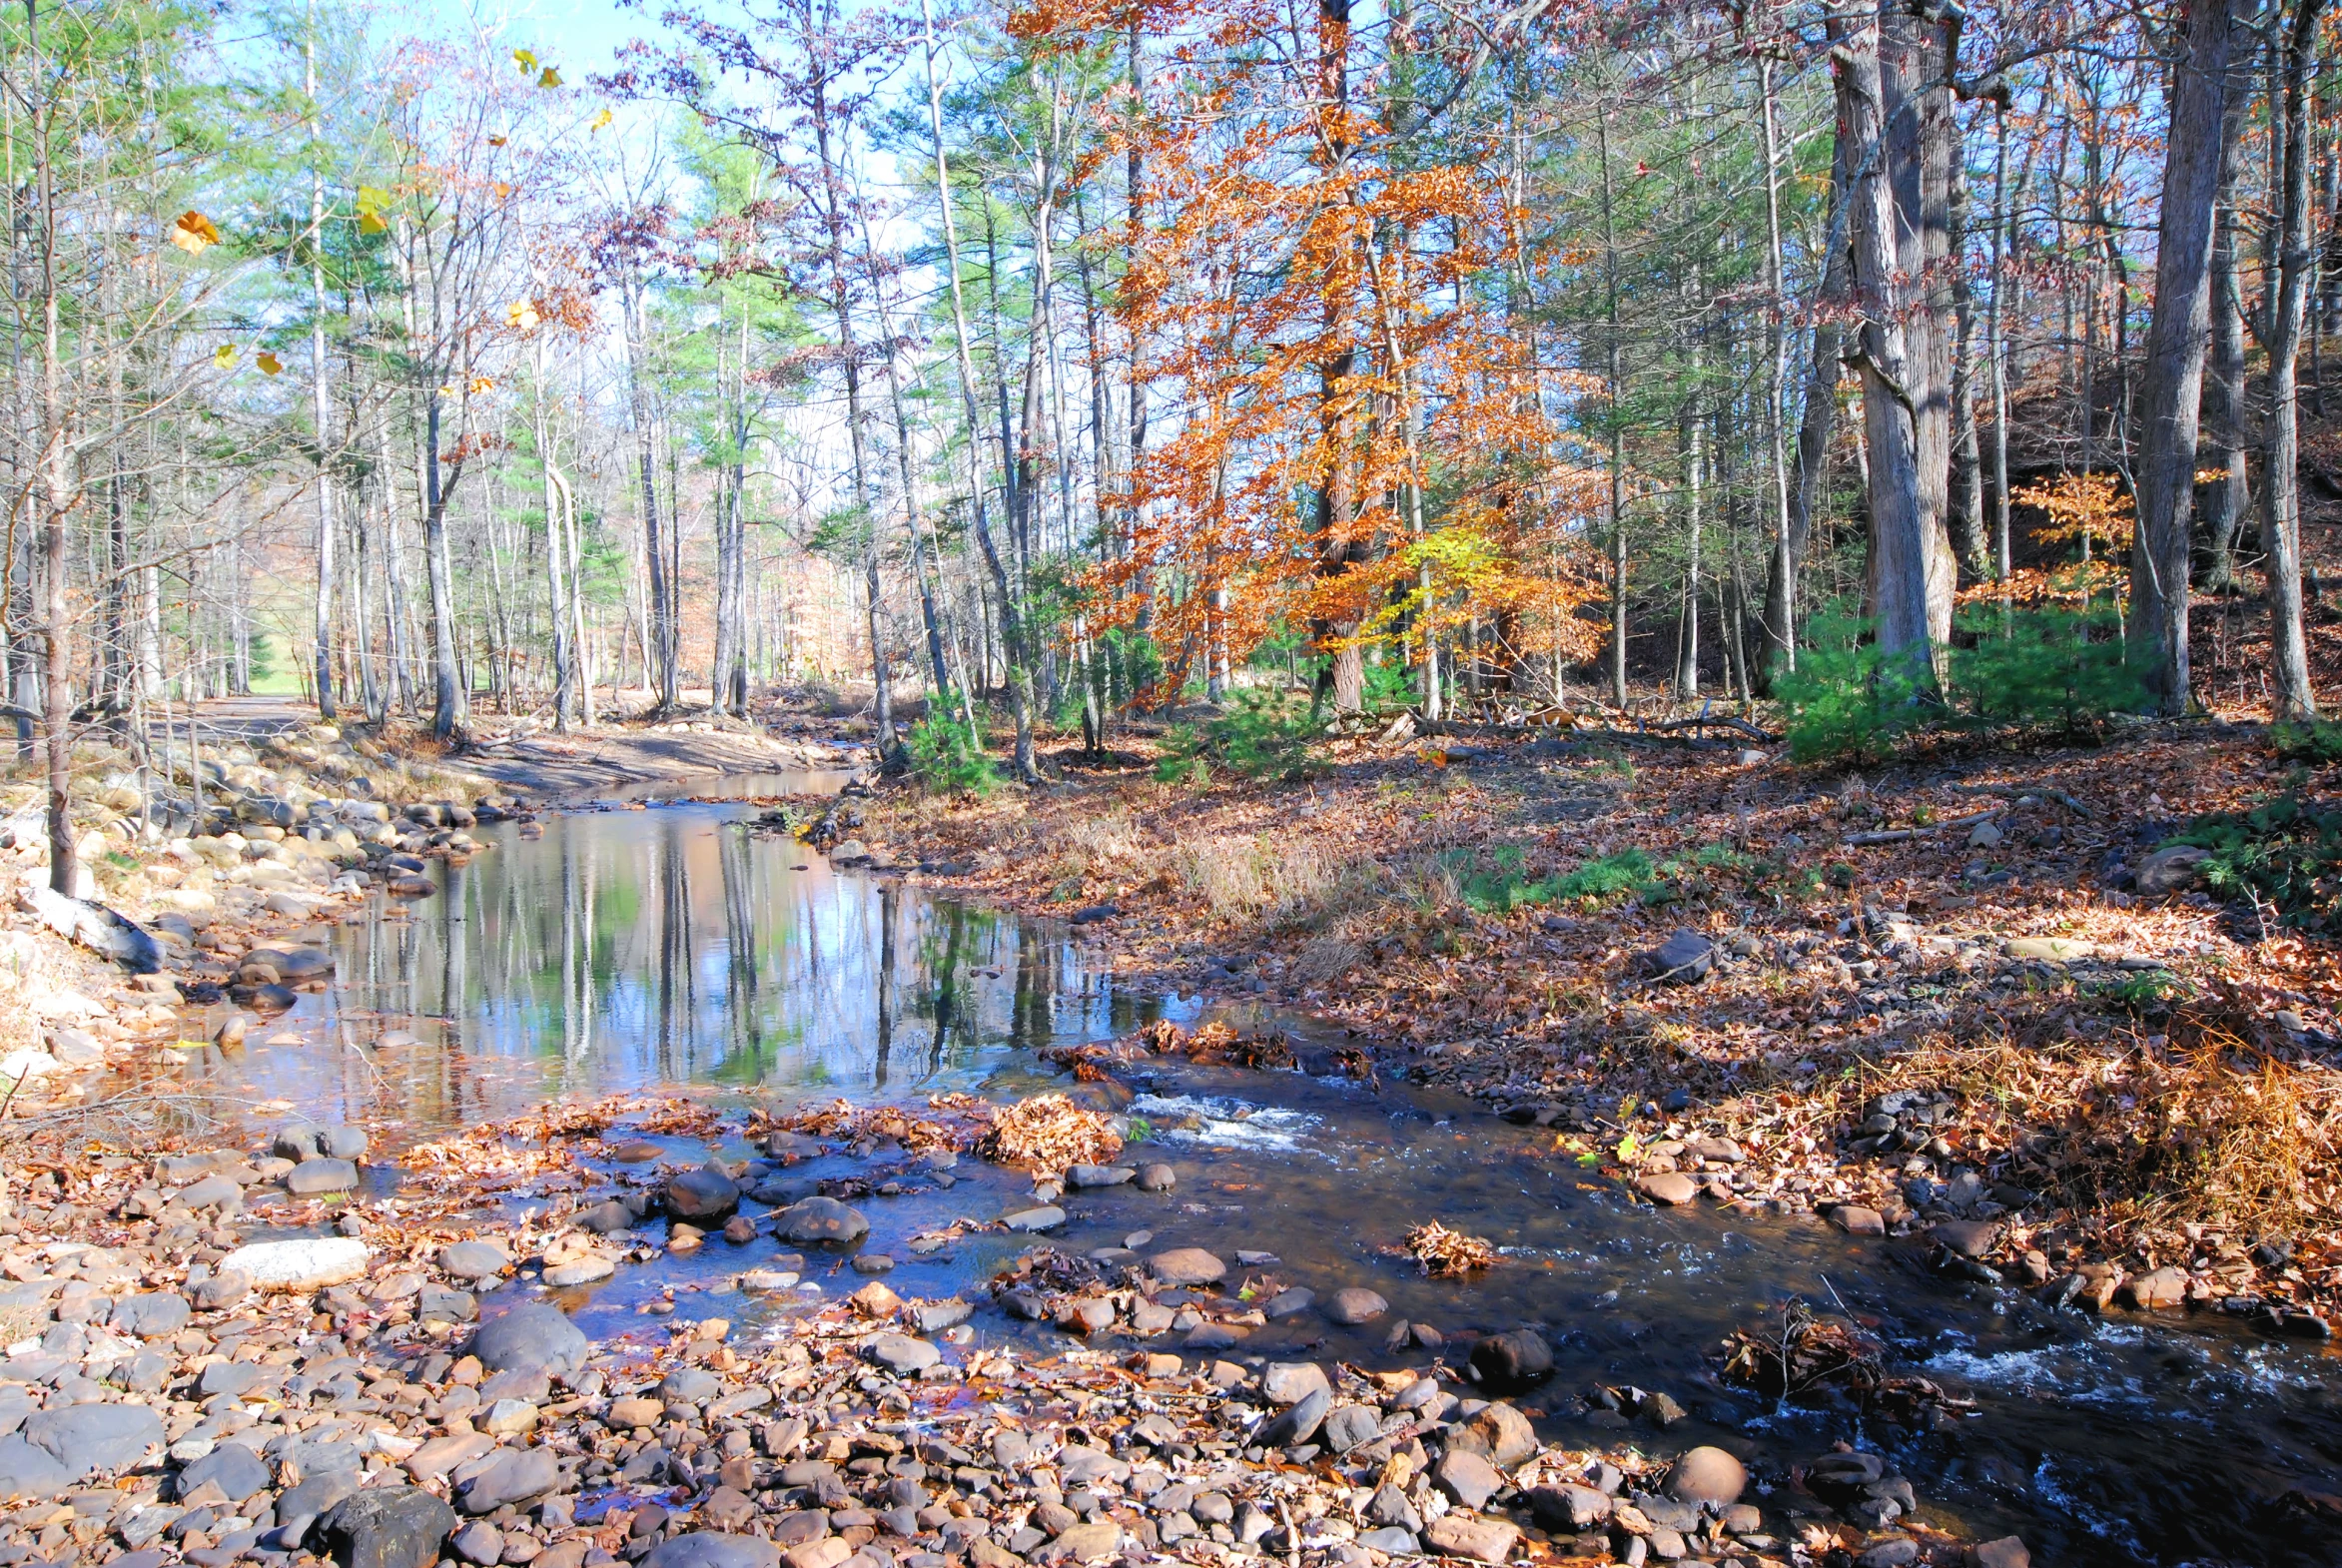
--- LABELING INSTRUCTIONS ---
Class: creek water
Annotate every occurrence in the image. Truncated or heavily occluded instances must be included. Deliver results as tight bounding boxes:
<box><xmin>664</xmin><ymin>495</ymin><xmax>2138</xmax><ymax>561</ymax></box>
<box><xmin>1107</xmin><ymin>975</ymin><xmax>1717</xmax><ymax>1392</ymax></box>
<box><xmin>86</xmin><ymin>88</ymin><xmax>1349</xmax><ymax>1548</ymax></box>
<box><xmin>164</xmin><ymin>783</ymin><xmax>2341</xmax><ymax>1568</ymax></box>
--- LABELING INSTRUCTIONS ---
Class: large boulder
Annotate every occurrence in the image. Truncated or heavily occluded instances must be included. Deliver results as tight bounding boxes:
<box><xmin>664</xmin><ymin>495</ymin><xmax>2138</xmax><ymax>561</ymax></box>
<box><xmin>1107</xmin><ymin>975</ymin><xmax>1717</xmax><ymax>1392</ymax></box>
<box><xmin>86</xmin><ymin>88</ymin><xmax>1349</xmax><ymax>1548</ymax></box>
<box><xmin>467</xmin><ymin>1304</ymin><xmax>590</xmax><ymax>1378</ymax></box>
<box><xmin>317</xmin><ymin>1485</ymin><xmax>457</xmax><ymax>1568</ymax></box>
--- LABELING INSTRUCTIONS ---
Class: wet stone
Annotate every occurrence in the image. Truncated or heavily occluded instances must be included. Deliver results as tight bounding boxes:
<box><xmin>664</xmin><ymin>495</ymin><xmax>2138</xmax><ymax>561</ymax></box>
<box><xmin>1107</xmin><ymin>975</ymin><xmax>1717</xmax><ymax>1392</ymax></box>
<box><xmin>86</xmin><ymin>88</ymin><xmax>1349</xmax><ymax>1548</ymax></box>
<box><xmin>667</xmin><ymin>1162</ymin><xmax>743</xmax><ymax>1221</ymax></box>
<box><xmin>439</xmin><ymin>1241</ymin><xmax>510</xmax><ymax>1279</ymax></box>
<box><xmin>1423</xmin><ymin>1514</ymin><xmax>1519</xmax><ymax>1565</ymax></box>
<box><xmin>1470</xmin><ymin>1328</ymin><xmax>1553</xmax><ymax>1389</ymax></box>
<box><xmin>1322</xmin><ymin>1287</ymin><xmax>1387</xmax><ymax>1325</ymax></box>
<box><xmin>869</xmin><ymin>1336</ymin><xmax>940</xmax><ymax>1375</ymax></box>
<box><xmin>1136</xmin><ymin>1165</ymin><xmax>1176</xmax><ymax>1192</ymax></box>
<box><xmin>777</xmin><ymin>1196</ymin><xmax>869</xmax><ymax>1244</ymax></box>
<box><xmin>1634</xmin><ymin>1173</ymin><xmax>1698</xmax><ymax>1206</ymax></box>
<box><xmin>1262</xmin><ymin>1287</ymin><xmax>1314</xmax><ymax>1319</ymax></box>
<box><xmin>1150</xmin><ymin>1247</ymin><xmax>1226</xmax><ymax>1285</ymax></box>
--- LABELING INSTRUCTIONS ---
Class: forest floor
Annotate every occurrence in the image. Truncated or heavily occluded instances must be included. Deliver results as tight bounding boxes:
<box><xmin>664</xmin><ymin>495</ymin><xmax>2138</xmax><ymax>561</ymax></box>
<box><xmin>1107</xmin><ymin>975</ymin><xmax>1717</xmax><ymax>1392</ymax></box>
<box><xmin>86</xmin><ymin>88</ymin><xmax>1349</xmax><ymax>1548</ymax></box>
<box><xmin>863</xmin><ymin>708</ymin><xmax>2342</xmax><ymax>1329</ymax></box>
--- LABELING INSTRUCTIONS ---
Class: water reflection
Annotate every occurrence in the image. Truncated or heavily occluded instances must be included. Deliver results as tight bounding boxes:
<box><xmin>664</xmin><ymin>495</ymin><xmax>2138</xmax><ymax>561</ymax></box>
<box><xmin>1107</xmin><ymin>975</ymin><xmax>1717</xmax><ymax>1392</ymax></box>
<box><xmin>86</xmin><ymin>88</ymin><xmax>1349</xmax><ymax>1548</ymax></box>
<box><xmin>187</xmin><ymin>792</ymin><xmax>1157</xmax><ymax>1136</ymax></box>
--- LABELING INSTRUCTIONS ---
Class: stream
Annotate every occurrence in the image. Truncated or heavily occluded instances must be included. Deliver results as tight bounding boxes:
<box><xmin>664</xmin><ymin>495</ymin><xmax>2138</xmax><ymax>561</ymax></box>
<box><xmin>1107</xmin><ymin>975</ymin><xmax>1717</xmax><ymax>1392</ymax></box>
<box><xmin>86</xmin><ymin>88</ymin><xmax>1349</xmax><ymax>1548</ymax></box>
<box><xmin>158</xmin><ymin>779</ymin><xmax>2342</xmax><ymax>1568</ymax></box>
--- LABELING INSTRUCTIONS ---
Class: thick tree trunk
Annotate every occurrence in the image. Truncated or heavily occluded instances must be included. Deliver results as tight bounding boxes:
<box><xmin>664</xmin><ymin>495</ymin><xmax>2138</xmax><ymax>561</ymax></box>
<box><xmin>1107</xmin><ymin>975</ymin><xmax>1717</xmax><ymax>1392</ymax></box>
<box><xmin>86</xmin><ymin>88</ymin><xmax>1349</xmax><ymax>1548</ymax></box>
<box><xmin>1832</xmin><ymin>9</ymin><xmax>1937</xmax><ymax>684</ymax></box>
<box><xmin>2129</xmin><ymin>0</ymin><xmax>2235</xmax><ymax>713</ymax></box>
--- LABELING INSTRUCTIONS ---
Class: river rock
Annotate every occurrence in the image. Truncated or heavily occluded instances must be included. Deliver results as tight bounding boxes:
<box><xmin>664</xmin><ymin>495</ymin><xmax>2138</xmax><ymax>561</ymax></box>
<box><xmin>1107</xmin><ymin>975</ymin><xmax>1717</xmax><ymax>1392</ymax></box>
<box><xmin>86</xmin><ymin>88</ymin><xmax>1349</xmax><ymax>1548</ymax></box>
<box><xmin>1829</xmin><ymin>1204</ymin><xmax>1887</xmax><ymax>1236</ymax></box>
<box><xmin>287</xmin><ymin>1158</ymin><xmax>359</xmax><ymax>1195</ymax></box>
<box><xmin>1856</xmin><ymin>1541</ymin><xmax>1920</xmax><ymax>1568</ymax></box>
<box><xmin>1253</xmin><ymin>1387</ymin><xmax>1328</xmax><ymax>1449</ymax></box>
<box><xmin>1469</xmin><ymin>1328</ymin><xmax>1553</xmax><ymax>1388</ymax></box>
<box><xmin>2135</xmin><ymin>844</ymin><xmax>2210</xmax><ymax>895</ymax></box>
<box><xmin>112</xmin><ymin>1291</ymin><xmax>190</xmax><ymax>1338</ymax></box>
<box><xmin>193</xmin><ymin>1268</ymin><xmax>250</xmax><ymax>1310</ymax></box>
<box><xmin>1150</xmin><ymin>1247</ymin><xmax>1225</xmax><ymax>1285</ymax></box>
<box><xmin>1646</xmin><ymin>929</ymin><xmax>1715</xmax><ymax>984</ymax></box>
<box><xmin>449</xmin><ymin>1520</ymin><xmax>504</xmax><ymax>1566</ymax></box>
<box><xmin>219</xmin><ymin>1237</ymin><xmax>370</xmax><ymax>1291</ymax></box>
<box><xmin>1322</xmin><ymin>1286</ymin><xmax>1387</xmax><ymax>1324</ymax></box>
<box><xmin>1526</xmin><ymin>1485</ymin><xmax>1612</xmax><ymax>1532</ymax></box>
<box><xmin>456</xmin><ymin>1444</ymin><xmax>561</xmax><ymax>1513</ymax></box>
<box><xmin>776</xmin><ymin>1196</ymin><xmax>868</xmax><ymax>1243</ymax></box>
<box><xmin>2118</xmin><ymin>1265</ymin><xmax>2187</xmax><ymax>1310</ymax></box>
<box><xmin>1934</xmin><ymin>1218</ymin><xmax>1999</xmax><ymax>1258</ymax></box>
<box><xmin>468</xmin><ymin>1303</ymin><xmax>590</xmax><ymax>1377</ymax></box>
<box><xmin>180</xmin><ymin>1441</ymin><xmax>272</xmax><ymax>1502</ymax></box>
<box><xmin>1322</xmin><ymin>1403</ymin><xmax>1382</xmax><ymax>1454</ymax></box>
<box><xmin>913</xmin><ymin>1298</ymin><xmax>972</xmax><ymax>1333</ymax></box>
<box><xmin>0</xmin><ymin>1401</ymin><xmax>163</xmax><ymax>1497</ymax></box>
<box><xmin>1004</xmin><ymin>1205</ymin><xmax>1066</xmax><ymax>1231</ymax></box>
<box><xmin>2004</xmin><ymin>937</ymin><xmax>2094</xmax><ymax>964</ymax></box>
<box><xmin>666</xmin><ymin>1162</ymin><xmax>742</xmax><ymax>1221</ymax></box>
<box><xmin>1970</xmin><ymin>1538</ymin><xmax>2030</xmax><ymax>1568</ymax></box>
<box><xmin>1136</xmin><ymin>1164</ymin><xmax>1176</xmax><ymax>1192</ymax></box>
<box><xmin>1454</xmin><ymin>1400</ymin><xmax>1536</xmax><ymax>1467</ymax></box>
<box><xmin>1665</xmin><ymin>1445</ymin><xmax>1747</xmax><ymax>1504</ymax></box>
<box><xmin>1065</xmin><ymin>1165</ymin><xmax>1134</xmax><ymax>1188</ymax></box>
<box><xmin>439</xmin><ymin>1241</ymin><xmax>510</xmax><ymax>1279</ymax></box>
<box><xmin>1423</xmin><ymin>1514</ymin><xmax>1518</xmax><ymax>1565</ymax></box>
<box><xmin>1260</xmin><ymin>1362</ymin><xmax>1329</xmax><ymax>1405</ymax></box>
<box><xmin>642</xmin><ymin>1535</ymin><xmax>785</xmax><ymax>1568</ymax></box>
<box><xmin>1634</xmin><ymin>1172</ymin><xmax>1698</xmax><ymax>1205</ymax></box>
<box><xmin>1263</xmin><ymin>1287</ymin><xmax>1314</xmax><ymax>1319</ymax></box>
<box><xmin>869</xmin><ymin>1335</ymin><xmax>940</xmax><ymax>1375</ymax></box>
<box><xmin>319</xmin><ymin>1485</ymin><xmax>457</xmax><ymax>1568</ymax></box>
<box><xmin>574</xmin><ymin>1199</ymin><xmax>638</xmax><ymax>1234</ymax></box>
<box><xmin>1432</xmin><ymin>1449</ymin><xmax>1502</xmax><ymax>1511</ymax></box>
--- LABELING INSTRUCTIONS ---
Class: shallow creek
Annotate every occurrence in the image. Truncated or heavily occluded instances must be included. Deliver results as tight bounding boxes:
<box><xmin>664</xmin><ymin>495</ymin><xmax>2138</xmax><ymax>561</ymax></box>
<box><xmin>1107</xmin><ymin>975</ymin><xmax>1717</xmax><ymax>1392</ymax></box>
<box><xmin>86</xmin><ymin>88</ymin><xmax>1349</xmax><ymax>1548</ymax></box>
<box><xmin>161</xmin><ymin>784</ymin><xmax>2341</xmax><ymax>1568</ymax></box>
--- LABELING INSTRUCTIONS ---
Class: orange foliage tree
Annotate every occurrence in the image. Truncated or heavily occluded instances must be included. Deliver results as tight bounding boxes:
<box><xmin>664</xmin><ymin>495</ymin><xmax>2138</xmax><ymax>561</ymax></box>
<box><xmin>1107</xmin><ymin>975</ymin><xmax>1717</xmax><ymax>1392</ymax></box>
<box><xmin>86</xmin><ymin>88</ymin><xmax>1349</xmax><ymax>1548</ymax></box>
<box><xmin>1025</xmin><ymin>0</ymin><xmax>1602</xmax><ymax>711</ymax></box>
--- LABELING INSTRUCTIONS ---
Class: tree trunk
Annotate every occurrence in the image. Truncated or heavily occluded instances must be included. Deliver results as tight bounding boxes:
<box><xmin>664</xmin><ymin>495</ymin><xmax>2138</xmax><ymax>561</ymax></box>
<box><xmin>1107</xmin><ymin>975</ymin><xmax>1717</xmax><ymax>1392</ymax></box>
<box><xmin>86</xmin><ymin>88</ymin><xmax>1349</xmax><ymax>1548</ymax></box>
<box><xmin>421</xmin><ymin>391</ymin><xmax>464</xmax><ymax>738</ymax></box>
<box><xmin>1832</xmin><ymin>6</ymin><xmax>1939</xmax><ymax>685</ymax></box>
<box><xmin>1764</xmin><ymin>124</ymin><xmax>1850</xmax><ymax>687</ymax></box>
<box><xmin>2201</xmin><ymin>108</ymin><xmax>2251</xmax><ymax>591</ymax></box>
<box><xmin>2263</xmin><ymin>0</ymin><xmax>2328</xmax><ymax>719</ymax></box>
<box><xmin>2128</xmin><ymin>0</ymin><xmax>2235</xmax><ymax>714</ymax></box>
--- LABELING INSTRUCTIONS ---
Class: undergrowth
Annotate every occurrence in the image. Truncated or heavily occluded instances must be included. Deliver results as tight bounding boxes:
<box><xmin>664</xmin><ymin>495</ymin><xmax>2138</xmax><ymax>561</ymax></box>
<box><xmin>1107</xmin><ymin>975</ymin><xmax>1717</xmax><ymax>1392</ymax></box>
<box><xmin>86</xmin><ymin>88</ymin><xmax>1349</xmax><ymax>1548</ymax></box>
<box><xmin>1156</xmin><ymin>690</ymin><xmax>1317</xmax><ymax>785</ymax></box>
<box><xmin>907</xmin><ymin>701</ymin><xmax>1000</xmax><ymax>797</ymax></box>
<box><xmin>2167</xmin><ymin>794</ymin><xmax>2342</xmax><ymax>930</ymax></box>
<box><xmin>1775</xmin><ymin>600</ymin><xmax>2150</xmax><ymax>763</ymax></box>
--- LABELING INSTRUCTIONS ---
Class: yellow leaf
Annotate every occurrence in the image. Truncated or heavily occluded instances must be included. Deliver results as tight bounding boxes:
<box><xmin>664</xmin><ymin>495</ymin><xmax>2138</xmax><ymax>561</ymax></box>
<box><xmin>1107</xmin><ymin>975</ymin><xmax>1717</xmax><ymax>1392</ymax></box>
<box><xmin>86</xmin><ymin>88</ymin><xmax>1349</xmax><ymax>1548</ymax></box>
<box><xmin>169</xmin><ymin>210</ymin><xmax>219</xmax><ymax>255</ymax></box>
<box><xmin>506</xmin><ymin>300</ymin><xmax>540</xmax><ymax>331</ymax></box>
<box><xmin>488</xmin><ymin>135</ymin><xmax>508</xmax><ymax>147</ymax></box>
<box><xmin>257</xmin><ymin>351</ymin><xmax>282</xmax><ymax>376</ymax></box>
<box><xmin>512</xmin><ymin>48</ymin><xmax>536</xmax><ymax>71</ymax></box>
<box><xmin>468</xmin><ymin>375</ymin><xmax>496</xmax><ymax>394</ymax></box>
<box><xmin>538</xmin><ymin>67</ymin><xmax>561</xmax><ymax>88</ymax></box>
<box><xmin>493</xmin><ymin>182</ymin><xmax>513</xmax><ymax>201</ymax></box>
<box><xmin>213</xmin><ymin>344</ymin><xmax>236</xmax><ymax>369</ymax></box>
<box><xmin>589</xmin><ymin>108</ymin><xmax>612</xmax><ymax>133</ymax></box>
<box><xmin>359</xmin><ymin>211</ymin><xmax>388</xmax><ymax>235</ymax></box>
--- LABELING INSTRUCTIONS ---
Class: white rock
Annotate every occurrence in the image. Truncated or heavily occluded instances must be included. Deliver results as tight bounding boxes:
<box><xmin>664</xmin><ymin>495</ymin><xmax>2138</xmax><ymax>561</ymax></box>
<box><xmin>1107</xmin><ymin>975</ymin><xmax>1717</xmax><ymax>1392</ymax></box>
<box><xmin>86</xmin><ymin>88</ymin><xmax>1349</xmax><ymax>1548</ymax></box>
<box><xmin>218</xmin><ymin>1237</ymin><xmax>370</xmax><ymax>1291</ymax></box>
<box><xmin>0</xmin><ymin>1050</ymin><xmax>57</xmax><ymax>1081</ymax></box>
